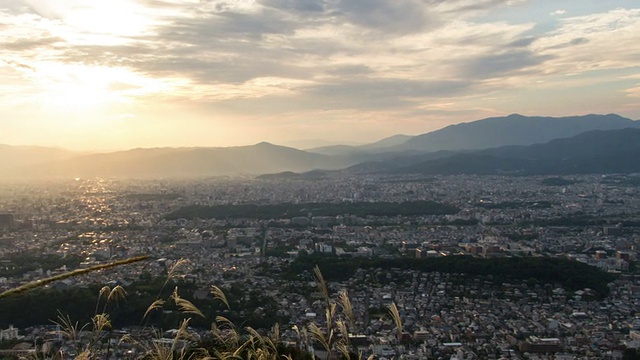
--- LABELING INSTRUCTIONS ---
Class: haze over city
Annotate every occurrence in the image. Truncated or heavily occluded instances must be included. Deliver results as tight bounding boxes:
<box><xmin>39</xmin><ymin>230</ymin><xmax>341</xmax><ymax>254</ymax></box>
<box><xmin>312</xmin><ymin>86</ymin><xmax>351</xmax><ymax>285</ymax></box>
<box><xmin>2</xmin><ymin>0</ymin><xmax>640</xmax><ymax>151</ymax></box>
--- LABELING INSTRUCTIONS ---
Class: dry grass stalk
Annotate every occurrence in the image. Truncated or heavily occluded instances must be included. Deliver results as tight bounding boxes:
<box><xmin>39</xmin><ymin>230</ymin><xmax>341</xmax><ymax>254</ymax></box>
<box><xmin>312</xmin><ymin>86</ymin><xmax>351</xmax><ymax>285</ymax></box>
<box><xmin>100</xmin><ymin>284</ymin><xmax>127</xmax><ymax>314</ymax></box>
<box><xmin>0</xmin><ymin>255</ymin><xmax>149</xmax><ymax>299</ymax></box>
<box><xmin>245</xmin><ymin>326</ymin><xmax>266</xmax><ymax>347</ymax></box>
<box><xmin>387</xmin><ymin>302</ymin><xmax>403</xmax><ymax>343</ymax></box>
<box><xmin>171</xmin><ymin>318</ymin><xmax>193</xmax><ymax>351</ymax></box>
<box><xmin>91</xmin><ymin>313</ymin><xmax>111</xmax><ymax>334</ymax></box>
<box><xmin>107</xmin><ymin>284</ymin><xmax>127</xmax><ymax>303</ymax></box>
<box><xmin>27</xmin><ymin>260</ymin><xmax>362</xmax><ymax>360</ymax></box>
<box><xmin>214</xmin><ymin>315</ymin><xmax>236</xmax><ymax>331</ymax></box>
<box><xmin>138</xmin><ymin>319</ymin><xmax>195</xmax><ymax>360</ymax></box>
<box><xmin>270</xmin><ymin>323</ymin><xmax>280</xmax><ymax>344</ymax></box>
<box><xmin>143</xmin><ymin>299</ymin><xmax>166</xmax><ymax>321</ymax></box>
<box><xmin>337</xmin><ymin>289</ymin><xmax>356</xmax><ymax>328</ymax></box>
<box><xmin>53</xmin><ymin>312</ymin><xmax>85</xmax><ymax>342</ymax></box>
<box><xmin>307</xmin><ymin>322</ymin><xmax>331</xmax><ymax>356</ymax></box>
<box><xmin>210</xmin><ymin>285</ymin><xmax>230</xmax><ymax>309</ymax></box>
<box><xmin>171</xmin><ymin>287</ymin><xmax>205</xmax><ymax>318</ymax></box>
<box><xmin>52</xmin><ymin>312</ymin><xmax>88</xmax><ymax>353</ymax></box>
<box><xmin>336</xmin><ymin>342</ymin><xmax>351</xmax><ymax>360</ymax></box>
<box><xmin>95</xmin><ymin>285</ymin><xmax>111</xmax><ymax>314</ymax></box>
<box><xmin>212</xmin><ymin>317</ymin><xmax>240</xmax><ymax>349</ymax></box>
<box><xmin>313</xmin><ymin>265</ymin><xmax>330</xmax><ymax>302</ymax></box>
<box><xmin>157</xmin><ymin>258</ymin><xmax>190</xmax><ymax>298</ymax></box>
<box><xmin>336</xmin><ymin>320</ymin><xmax>349</xmax><ymax>347</ymax></box>
<box><xmin>325</xmin><ymin>302</ymin><xmax>337</xmax><ymax>335</ymax></box>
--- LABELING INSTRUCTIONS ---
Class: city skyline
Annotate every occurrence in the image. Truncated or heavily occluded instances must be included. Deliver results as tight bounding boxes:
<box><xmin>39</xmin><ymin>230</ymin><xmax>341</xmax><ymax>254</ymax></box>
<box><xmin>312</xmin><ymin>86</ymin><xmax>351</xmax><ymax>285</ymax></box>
<box><xmin>1</xmin><ymin>0</ymin><xmax>640</xmax><ymax>151</ymax></box>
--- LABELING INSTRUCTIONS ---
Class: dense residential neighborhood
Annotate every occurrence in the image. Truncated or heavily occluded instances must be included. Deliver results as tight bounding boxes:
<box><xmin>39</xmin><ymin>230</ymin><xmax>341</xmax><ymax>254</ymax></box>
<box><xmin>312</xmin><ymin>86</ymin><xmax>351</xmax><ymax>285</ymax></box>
<box><xmin>1</xmin><ymin>174</ymin><xmax>640</xmax><ymax>359</ymax></box>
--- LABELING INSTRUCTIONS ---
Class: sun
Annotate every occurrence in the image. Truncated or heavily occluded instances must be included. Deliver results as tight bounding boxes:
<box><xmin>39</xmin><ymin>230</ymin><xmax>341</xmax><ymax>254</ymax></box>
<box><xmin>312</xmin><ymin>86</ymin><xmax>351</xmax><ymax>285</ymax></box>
<box><xmin>33</xmin><ymin>64</ymin><xmax>120</xmax><ymax>112</ymax></box>
<box><xmin>29</xmin><ymin>62</ymin><xmax>170</xmax><ymax>117</ymax></box>
<box><xmin>26</xmin><ymin>61</ymin><xmax>185</xmax><ymax>116</ymax></box>
<box><xmin>46</xmin><ymin>79</ymin><xmax>111</xmax><ymax>111</ymax></box>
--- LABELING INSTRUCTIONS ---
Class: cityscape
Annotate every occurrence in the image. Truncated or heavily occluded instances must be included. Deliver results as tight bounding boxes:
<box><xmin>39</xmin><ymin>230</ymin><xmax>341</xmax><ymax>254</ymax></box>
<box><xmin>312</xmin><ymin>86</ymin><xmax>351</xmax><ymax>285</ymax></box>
<box><xmin>1</xmin><ymin>173</ymin><xmax>639</xmax><ymax>359</ymax></box>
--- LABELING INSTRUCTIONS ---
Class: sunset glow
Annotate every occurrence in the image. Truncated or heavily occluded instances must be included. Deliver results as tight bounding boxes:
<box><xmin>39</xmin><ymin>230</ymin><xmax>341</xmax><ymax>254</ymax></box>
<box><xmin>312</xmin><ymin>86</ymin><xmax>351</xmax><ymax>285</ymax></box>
<box><xmin>2</xmin><ymin>0</ymin><xmax>640</xmax><ymax>150</ymax></box>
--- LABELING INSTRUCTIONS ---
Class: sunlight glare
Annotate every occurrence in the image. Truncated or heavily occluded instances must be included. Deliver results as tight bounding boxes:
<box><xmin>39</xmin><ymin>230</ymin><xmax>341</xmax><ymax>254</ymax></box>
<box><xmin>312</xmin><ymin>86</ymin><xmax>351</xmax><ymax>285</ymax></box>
<box><xmin>33</xmin><ymin>64</ymin><xmax>136</xmax><ymax>112</ymax></box>
<box><xmin>59</xmin><ymin>0</ymin><xmax>153</xmax><ymax>38</ymax></box>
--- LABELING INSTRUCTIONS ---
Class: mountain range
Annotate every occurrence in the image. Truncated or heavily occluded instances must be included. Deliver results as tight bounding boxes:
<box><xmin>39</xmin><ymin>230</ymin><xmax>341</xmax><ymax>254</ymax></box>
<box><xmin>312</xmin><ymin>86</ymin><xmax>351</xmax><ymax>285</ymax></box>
<box><xmin>397</xmin><ymin>128</ymin><xmax>640</xmax><ymax>175</ymax></box>
<box><xmin>309</xmin><ymin>113</ymin><xmax>639</xmax><ymax>154</ymax></box>
<box><xmin>2</xmin><ymin>114</ymin><xmax>639</xmax><ymax>178</ymax></box>
<box><xmin>0</xmin><ymin>144</ymin><xmax>77</xmax><ymax>172</ymax></box>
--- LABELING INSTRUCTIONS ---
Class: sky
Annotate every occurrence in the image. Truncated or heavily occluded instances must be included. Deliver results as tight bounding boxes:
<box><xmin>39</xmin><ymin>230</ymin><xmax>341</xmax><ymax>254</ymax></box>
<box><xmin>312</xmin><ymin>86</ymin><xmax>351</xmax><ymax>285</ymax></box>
<box><xmin>1</xmin><ymin>0</ymin><xmax>640</xmax><ymax>151</ymax></box>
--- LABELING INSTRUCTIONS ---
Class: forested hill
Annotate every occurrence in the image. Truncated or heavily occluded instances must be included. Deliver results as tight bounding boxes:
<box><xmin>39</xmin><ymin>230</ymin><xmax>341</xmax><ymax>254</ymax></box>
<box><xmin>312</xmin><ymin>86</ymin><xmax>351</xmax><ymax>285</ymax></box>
<box><xmin>282</xmin><ymin>255</ymin><xmax>616</xmax><ymax>298</ymax></box>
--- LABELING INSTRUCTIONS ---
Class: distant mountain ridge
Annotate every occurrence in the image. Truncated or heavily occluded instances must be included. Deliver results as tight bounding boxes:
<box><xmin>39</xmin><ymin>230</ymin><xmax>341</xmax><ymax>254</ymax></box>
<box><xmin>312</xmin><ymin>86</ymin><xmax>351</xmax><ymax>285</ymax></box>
<box><xmin>391</xmin><ymin>113</ymin><xmax>640</xmax><ymax>153</ymax></box>
<box><xmin>2</xmin><ymin>113</ymin><xmax>639</xmax><ymax>179</ymax></box>
<box><xmin>0</xmin><ymin>144</ymin><xmax>78</xmax><ymax>171</ymax></box>
<box><xmin>305</xmin><ymin>113</ymin><xmax>640</xmax><ymax>155</ymax></box>
<box><xmin>4</xmin><ymin>142</ymin><xmax>350</xmax><ymax>179</ymax></box>
<box><xmin>309</xmin><ymin>134</ymin><xmax>412</xmax><ymax>155</ymax></box>
<box><xmin>395</xmin><ymin>128</ymin><xmax>640</xmax><ymax>175</ymax></box>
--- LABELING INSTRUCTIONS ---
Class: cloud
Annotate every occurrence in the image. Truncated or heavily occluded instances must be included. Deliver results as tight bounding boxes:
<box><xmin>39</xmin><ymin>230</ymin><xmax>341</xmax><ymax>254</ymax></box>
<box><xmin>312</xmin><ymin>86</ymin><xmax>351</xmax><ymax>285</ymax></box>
<box><xmin>2</xmin><ymin>59</ymin><xmax>35</xmax><ymax>71</ymax></box>
<box><xmin>438</xmin><ymin>0</ymin><xmax>522</xmax><ymax>14</ymax></box>
<box><xmin>3</xmin><ymin>0</ymin><xmax>640</xmax><ymax>149</ymax></box>
<box><xmin>507</xmin><ymin>37</ymin><xmax>537</xmax><ymax>48</ymax></box>
<box><xmin>460</xmin><ymin>51</ymin><xmax>553</xmax><ymax>79</ymax></box>
<box><xmin>324</xmin><ymin>65</ymin><xmax>373</xmax><ymax>77</ymax></box>
<box><xmin>0</xmin><ymin>36</ymin><xmax>63</xmax><ymax>50</ymax></box>
<box><xmin>332</xmin><ymin>0</ymin><xmax>438</xmax><ymax>35</ymax></box>
<box><xmin>533</xmin><ymin>8</ymin><xmax>640</xmax><ymax>74</ymax></box>
<box><xmin>305</xmin><ymin>78</ymin><xmax>472</xmax><ymax>101</ymax></box>
<box><xmin>626</xmin><ymin>84</ymin><xmax>640</xmax><ymax>98</ymax></box>
<box><xmin>2</xmin><ymin>0</ymin><xmax>535</xmax><ymax>86</ymax></box>
<box><xmin>551</xmin><ymin>9</ymin><xmax>566</xmax><ymax>16</ymax></box>
<box><xmin>260</xmin><ymin>0</ymin><xmax>325</xmax><ymax>12</ymax></box>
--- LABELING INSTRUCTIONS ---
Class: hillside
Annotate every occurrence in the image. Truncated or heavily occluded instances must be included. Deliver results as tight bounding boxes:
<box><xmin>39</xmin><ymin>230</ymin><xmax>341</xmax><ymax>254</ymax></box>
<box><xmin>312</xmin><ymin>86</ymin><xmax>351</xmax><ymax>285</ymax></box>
<box><xmin>5</xmin><ymin>142</ymin><xmax>352</xmax><ymax>179</ymax></box>
<box><xmin>307</xmin><ymin>113</ymin><xmax>639</xmax><ymax>156</ymax></box>
<box><xmin>395</xmin><ymin>113</ymin><xmax>640</xmax><ymax>152</ymax></box>
<box><xmin>397</xmin><ymin>128</ymin><xmax>640</xmax><ymax>175</ymax></box>
<box><xmin>0</xmin><ymin>144</ymin><xmax>78</xmax><ymax>172</ymax></box>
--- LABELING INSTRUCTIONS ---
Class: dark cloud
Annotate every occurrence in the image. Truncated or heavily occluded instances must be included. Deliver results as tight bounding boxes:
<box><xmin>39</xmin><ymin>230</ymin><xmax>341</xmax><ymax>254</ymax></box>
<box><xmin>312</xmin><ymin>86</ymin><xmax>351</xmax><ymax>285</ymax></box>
<box><xmin>460</xmin><ymin>50</ymin><xmax>552</xmax><ymax>79</ymax></box>
<box><xmin>508</xmin><ymin>37</ymin><xmax>537</xmax><ymax>48</ymax></box>
<box><xmin>260</xmin><ymin>0</ymin><xmax>325</xmax><ymax>13</ymax></box>
<box><xmin>436</xmin><ymin>0</ymin><xmax>517</xmax><ymax>14</ymax></box>
<box><xmin>569</xmin><ymin>37</ymin><xmax>589</xmax><ymax>45</ymax></box>
<box><xmin>157</xmin><ymin>10</ymin><xmax>297</xmax><ymax>44</ymax></box>
<box><xmin>544</xmin><ymin>37</ymin><xmax>590</xmax><ymax>50</ymax></box>
<box><xmin>452</xmin><ymin>32</ymin><xmax>533</xmax><ymax>48</ymax></box>
<box><xmin>332</xmin><ymin>0</ymin><xmax>438</xmax><ymax>35</ymax></box>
